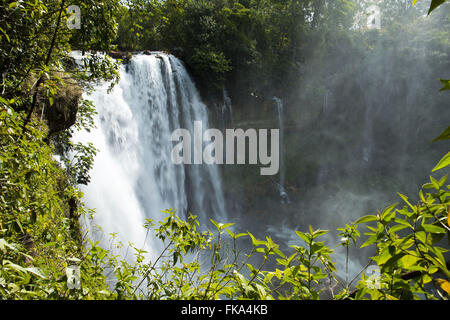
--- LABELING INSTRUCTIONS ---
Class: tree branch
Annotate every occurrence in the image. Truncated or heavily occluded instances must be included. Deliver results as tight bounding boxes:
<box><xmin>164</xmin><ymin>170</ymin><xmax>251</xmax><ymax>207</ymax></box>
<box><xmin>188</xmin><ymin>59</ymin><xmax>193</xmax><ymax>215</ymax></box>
<box><xmin>22</xmin><ymin>0</ymin><xmax>67</xmax><ymax>134</ymax></box>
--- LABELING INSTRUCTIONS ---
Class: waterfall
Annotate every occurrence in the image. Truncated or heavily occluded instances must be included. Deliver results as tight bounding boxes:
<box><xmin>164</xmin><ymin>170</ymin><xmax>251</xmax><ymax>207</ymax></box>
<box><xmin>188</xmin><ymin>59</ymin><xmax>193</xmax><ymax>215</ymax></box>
<box><xmin>221</xmin><ymin>88</ymin><xmax>233</xmax><ymax>128</ymax></box>
<box><xmin>273</xmin><ymin>97</ymin><xmax>290</xmax><ymax>203</ymax></box>
<box><xmin>75</xmin><ymin>53</ymin><xmax>227</xmax><ymax>258</ymax></box>
<box><xmin>362</xmin><ymin>90</ymin><xmax>378</xmax><ymax>165</ymax></box>
<box><xmin>323</xmin><ymin>89</ymin><xmax>329</xmax><ymax>114</ymax></box>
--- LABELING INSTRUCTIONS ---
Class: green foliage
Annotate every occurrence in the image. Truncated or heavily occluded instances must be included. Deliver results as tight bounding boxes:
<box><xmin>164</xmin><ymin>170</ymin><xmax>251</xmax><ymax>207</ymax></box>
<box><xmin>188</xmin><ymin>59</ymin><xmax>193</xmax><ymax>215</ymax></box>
<box><xmin>0</xmin><ymin>106</ymin><xmax>110</xmax><ymax>299</ymax></box>
<box><xmin>116</xmin><ymin>0</ymin><xmax>165</xmax><ymax>51</ymax></box>
<box><xmin>0</xmin><ymin>0</ymin><xmax>448</xmax><ymax>301</ymax></box>
<box><xmin>187</xmin><ymin>49</ymin><xmax>232</xmax><ymax>88</ymax></box>
<box><xmin>0</xmin><ymin>0</ymin><xmax>126</xmax><ymax>300</ymax></box>
<box><xmin>0</xmin><ymin>0</ymin><xmax>121</xmax><ymax>186</ymax></box>
<box><xmin>75</xmin><ymin>210</ymin><xmax>337</xmax><ymax>300</ymax></box>
<box><xmin>352</xmin><ymin>173</ymin><xmax>450</xmax><ymax>299</ymax></box>
<box><xmin>116</xmin><ymin>0</ymin><xmax>357</xmax><ymax>95</ymax></box>
<box><xmin>433</xmin><ymin>152</ymin><xmax>450</xmax><ymax>172</ymax></box>
<box><xmin>1</xmin><ymin>113</ymin><xmax>449</xmax><ymax>300</ymax></box>
<box><xmin>0</xmin><ymin>0</ymin><xmax>121</xmax><ymax>116</ymax></box>
<box><xmin>41</xmin><ymin>165</ymin><xmax>447</xmax><ymax>301</ymax></box>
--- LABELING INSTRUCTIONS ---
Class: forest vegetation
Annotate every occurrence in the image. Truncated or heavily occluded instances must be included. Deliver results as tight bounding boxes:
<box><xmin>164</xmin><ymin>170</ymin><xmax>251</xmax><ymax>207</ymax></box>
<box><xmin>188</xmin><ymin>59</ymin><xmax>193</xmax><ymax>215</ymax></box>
<box><xmin>0</xmin><ymin>0</ymin><xmax>449</xmax><ymax>300</ymax></box>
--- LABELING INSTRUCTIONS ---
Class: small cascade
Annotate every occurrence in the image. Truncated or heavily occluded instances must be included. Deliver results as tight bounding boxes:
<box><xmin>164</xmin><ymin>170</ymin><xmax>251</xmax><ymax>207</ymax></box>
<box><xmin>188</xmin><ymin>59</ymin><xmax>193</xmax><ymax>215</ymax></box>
<box><xmin>273</xmin><ymin>97</ymin><xmax>290</xmax><ymax>204</ymax></box>
<box><xmin>221</xmin><ymin>88</ymin><xmax>234</xmax><ymax>128</ymax></box>
<box><xmin>362</xmin><ymin>100</ymin><xmax>374</xmax><ymax>164</ymax></box>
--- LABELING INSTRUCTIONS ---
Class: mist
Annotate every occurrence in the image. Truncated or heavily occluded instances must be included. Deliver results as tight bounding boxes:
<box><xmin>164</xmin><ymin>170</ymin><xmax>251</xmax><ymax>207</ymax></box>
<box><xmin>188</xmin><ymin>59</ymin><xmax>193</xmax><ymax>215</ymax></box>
<box><xmin>218</xmin><ymin>1</ymin><xmax>450</xmax><ymax>283</ymax></box>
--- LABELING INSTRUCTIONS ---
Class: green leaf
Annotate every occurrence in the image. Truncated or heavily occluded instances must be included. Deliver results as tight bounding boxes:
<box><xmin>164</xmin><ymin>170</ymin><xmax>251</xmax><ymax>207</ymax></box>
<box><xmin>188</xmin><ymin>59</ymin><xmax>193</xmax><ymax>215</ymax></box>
<box><xmin>430</xmin><ymin>175</ymin><xmax>440</xmax><ymax>190</ymax></box>
<box><xmin>255</xmin><ymin>284</ymin><xmax>267</xmax><ymax>298</ymax></box>
<box><xmin>421</xmin><ymin>224</ymin><xmax>446</xmax><ymax>234</ymax></box>
<box><xmin>0</xmin><ymin>239</ymin><xmax>21</xmax><ymax>254</ymax></box>
<box><xmin>310</xmin><ymin>242</ymin><xmax>324</xmax><ymax>254</ymax></box>
<box><xmin>432</xmin><ymin>152</ymin><xmax>450</xmax><ymax>172</ymax></box>
<box><xmin>0</xmin><ymin>239</ymin><xmax>6</xmax><ymax>253</ymax></box>
<box><xmin>25</xmin><ymin>267</ymin><xmax>45</xmax><ymax>278</ymax></box>
<box><xmin>42</xmin><ymin>241</ymin><xmax>57</xmax><ymax>248</ymax></box>
<box><xmin>248</xmin><ymin>232</ymin><xmax>266</xmax><ymax>247</ymax></box>
<box><xmin>354</xmin><ymin>215</ymin><xmax>378</xmax><ymax>224</ymax></box>
<box><xmin>440</xmin><ymin>79</ymin><xmax>450</xmax><ymax>91</ymax></box>
<box><xmin>382</xmin><ymin>203</ymin><xmax>398</xmax><ymax>217</ymax></box>
<box><xmin>210</xmin><ymin>219</ymin><xmax>220</xmax><ymax>229</ymax></box>
<box><xmin>438</xmin><ymin>175</ymin><xmax>448</xmax><ymax>187</ymax></box>
<box><xmin>432</xmin><ymin>126</ymin><xmax>450</xmax><ymax>143</ymax></box>
<box><xmin>376</xmin><ymin>247</ymin><xmax>394</xmax><ymax>265</ymax></box>
<box><xmin>361</xmin><ymin>235</ymin><xmax>378</xmax><ymax>248</ymax></box>
<box><xmin>429</xmin><ymin>231</ymin><xmax>445</xmax><ymax>245</ymax></box>
<box><xmin>384</xmin><ymin>253</ymin><xmax>405</xmax><ymax>268</ymax></box>
<box><xmin>273</xmin><ymin>247</ymin><xmax>285</xmax><ymax>258</ymax></box>
<box><xmin>392</xmin><ymin>218</ymin><xmax>413</xmax><ymax>229</ymax></box>
<box><xmin>225</xmin><ymin>229</ymin><xmax>235</xmax><ymax>239</ymax></box>
<box><xmin>398</xmin><ymin>193</ymin><xmax>415</xmax><ymax>210</ymax></box>
<box><xmin>430</xmin><ymin>247</ymin><xmax>448</xmax><ymax>273</ymax></box>
<box><xmin>428</xmin><ymin>0</ymin><xmax>446</xmax><ymax>15</ymax></box>
<box><xmin>295</xmin><ymin>231</ymin><xmax>310</xmax><ymax>243</ymax></box>
<box><xmin>313</xmin><ymin>229</ymin><xmax>328</xmax><ymax>238</ymax></box>
<box><xmin>5</xmin><ymin>261</ymin><xmax>27</xmax><ymax>273</ymax></box>
<box><xmin>416</xmin><ymin>231</ymin><xmax>427</xmax><ymax>244</ymax></box>
<box><xmin>399</xmin><ymin>254</ymin><xmax>420</xmax><ymax>268</ymax></box>
<box><xmin>221</xmin><ymin>223</ymin><xmax>235</xmax><ymax>230</ymax></box>
<box><xmin>389</xmin><ymin>224</ymin><xmax>409</xmax><ymax>233</ymax></box>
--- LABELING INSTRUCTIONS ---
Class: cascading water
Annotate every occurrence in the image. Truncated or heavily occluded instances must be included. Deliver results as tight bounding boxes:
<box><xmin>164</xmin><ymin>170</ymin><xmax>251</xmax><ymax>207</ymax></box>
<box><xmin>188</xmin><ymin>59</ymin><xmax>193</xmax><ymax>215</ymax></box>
<box><xmin>75</xmin><ymin>53</ymin><xmax>227</xmax><ymax>258</ymax></box>
<box><xmin>221</xmin><ymin>88</ymin><xmax>234</xmax><ymax>128</ymax></box>
<box><xmin>322</xmin><ymin>89</ymin><xmax>330</xmax><ymax>115</ymax></box>
<box><xmin>273</xmin><ymin>97</ymin><xmax>290</xmax><ymax>203</ymax></box>
<box><xmin>362</xmin><ymin>101</ymin><xmax>373</xmax><ymax>164</ymax></box>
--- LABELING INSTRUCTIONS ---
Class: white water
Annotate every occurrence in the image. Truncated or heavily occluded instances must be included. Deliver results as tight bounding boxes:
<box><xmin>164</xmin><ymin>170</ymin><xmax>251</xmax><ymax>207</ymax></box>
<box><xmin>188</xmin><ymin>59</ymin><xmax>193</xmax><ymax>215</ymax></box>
<box><xmin>75</xmin><ymin>53</ymin><xmax>227</xmax><ymax>258</ymax></box>
<box><xmin>273</xmin><ymin>97</ymin><xmax>290</xmax><ymax>203</ymax></box>
<box><xmin>221</xmin><ymin>88</ymin><xmax>233</xmax><ymax>128</ymax></box>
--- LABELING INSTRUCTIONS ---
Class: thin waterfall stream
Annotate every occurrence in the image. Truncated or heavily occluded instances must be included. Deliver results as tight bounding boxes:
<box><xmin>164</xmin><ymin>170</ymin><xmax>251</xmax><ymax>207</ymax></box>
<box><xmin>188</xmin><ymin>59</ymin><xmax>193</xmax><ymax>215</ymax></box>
<box><xmin>273</xmin><ymin>97</ymin><xmax>290</xmax><ymax>203</ymax></box>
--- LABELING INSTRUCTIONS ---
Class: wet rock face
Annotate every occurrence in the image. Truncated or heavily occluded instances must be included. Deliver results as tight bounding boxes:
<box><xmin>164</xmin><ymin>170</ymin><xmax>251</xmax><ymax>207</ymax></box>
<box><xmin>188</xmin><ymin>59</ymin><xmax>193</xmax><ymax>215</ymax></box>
<box><xmin>43</xmin><ymin>79</ymin><xmax>82</xmax><ymax>135</ymax></box>
<box><xmin>171</xmin><ymin>47</ymin><xmax>185</xmax><ymax>60</ymax></box>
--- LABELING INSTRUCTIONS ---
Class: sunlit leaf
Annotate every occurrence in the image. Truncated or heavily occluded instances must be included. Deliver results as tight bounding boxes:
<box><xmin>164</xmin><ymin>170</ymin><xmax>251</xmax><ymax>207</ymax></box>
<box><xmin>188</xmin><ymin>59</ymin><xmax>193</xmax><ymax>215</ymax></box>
<box><xmin>422</xmin><ymin>224</ymin><xmax>446</xmax><ymax>234</ymax></box>
<box><xmin>354</xmin><ymin>215</ymin><xmax>379</xmax><ymax>224</ymax></box>
<box><xmin>432</xmin><ymin>152</ymin><xmax>450</xmax><ymax>172</ymax></box>
<box><xmin>295</xmin><ymin>231</ymin><xmax>309</xmax><ymax>243</ymax></box>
